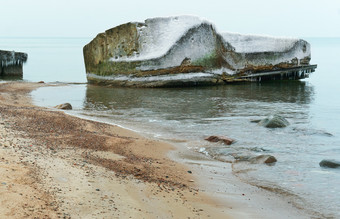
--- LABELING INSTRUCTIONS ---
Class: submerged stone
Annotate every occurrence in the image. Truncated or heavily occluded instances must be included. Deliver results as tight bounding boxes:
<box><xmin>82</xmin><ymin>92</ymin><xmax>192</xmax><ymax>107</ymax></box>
<box><xmin>205</xmin><ymin>135</ymin><xmax>235</xmax><ymax>145</ymax></box>
<box><xmin>258</xmin><ymin>115</ymin><xmax>290</xmax><ymax>128</ymax></box>
<box><xmin>319</xmin><ymin>159</ymin><xmax>340</xmax><ymax>169</ymax></box>
<box><xmin>83</xmin><ymin>15</ymin><xmax>316</xmax><ymax>87</ymax></box>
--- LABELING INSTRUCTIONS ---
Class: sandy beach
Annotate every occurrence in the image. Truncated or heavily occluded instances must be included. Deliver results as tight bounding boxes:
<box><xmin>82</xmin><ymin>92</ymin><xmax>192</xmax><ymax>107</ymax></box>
<box><xmin>0</xmin><ymin>81</ymin><xmax>232</xmax><ymax>218</ymax></box>
<box><xmin>0</xmin><ymin>81</ymin><xmax>317</xmax><ymax>219</ymax></box>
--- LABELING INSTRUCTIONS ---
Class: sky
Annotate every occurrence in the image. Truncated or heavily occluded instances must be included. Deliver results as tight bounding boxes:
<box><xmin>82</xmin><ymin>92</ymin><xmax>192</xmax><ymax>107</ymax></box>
<box><xmin>1</xmin><ymin>0</ymin><xmax>340</xmax><ymax>38</ymax></box>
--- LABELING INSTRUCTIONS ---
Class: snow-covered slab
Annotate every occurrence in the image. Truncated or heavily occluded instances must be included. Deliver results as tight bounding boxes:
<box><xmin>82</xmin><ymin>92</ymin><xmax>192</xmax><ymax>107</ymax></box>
<box><xmin>83</xmin><ymin>15</ymin><xmax>315</xmax><ymax>87</ymax></box>
<box><xmin>128</xmin><ymin>15</ymin><xmax>209</xmax><ymax>61</ymax></box>
<box><xmin>221</xmin><ymin>32</ymin><xmax>300</xmax><ymax>53</ymax></box>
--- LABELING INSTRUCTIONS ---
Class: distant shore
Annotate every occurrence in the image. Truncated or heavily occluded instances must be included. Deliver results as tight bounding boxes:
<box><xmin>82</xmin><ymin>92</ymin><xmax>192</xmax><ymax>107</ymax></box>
<box><xmin>0</xmin><ymin>81</ymin><xmax>316</xmax><ymax>218</ymax></box>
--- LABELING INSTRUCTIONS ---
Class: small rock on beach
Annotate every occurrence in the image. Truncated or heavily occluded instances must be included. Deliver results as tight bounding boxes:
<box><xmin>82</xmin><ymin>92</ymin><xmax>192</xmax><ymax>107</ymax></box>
<box><xmin>54</xmin><ymin>103</ymin><xmax>72</xmax><ymax>110</ymax></box>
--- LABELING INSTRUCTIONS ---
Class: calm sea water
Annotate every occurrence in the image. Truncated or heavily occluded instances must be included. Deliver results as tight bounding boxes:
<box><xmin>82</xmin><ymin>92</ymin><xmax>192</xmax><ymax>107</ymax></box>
<box><xmin>1</xmin><ymin>37</ymin><xmax>340</xmax><ymax>218</ymax></box>
<box><xmin>0</xmin><ymin>37</ymin><xmax>88</xmax><ymax>82</ymax></box>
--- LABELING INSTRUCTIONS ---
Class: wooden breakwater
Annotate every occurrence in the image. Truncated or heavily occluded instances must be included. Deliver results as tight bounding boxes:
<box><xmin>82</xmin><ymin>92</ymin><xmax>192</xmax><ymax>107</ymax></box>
<box><xmin>0</xmin><ymin>50</ymin><xmax>28</xmax><ymax>76</ymax></box>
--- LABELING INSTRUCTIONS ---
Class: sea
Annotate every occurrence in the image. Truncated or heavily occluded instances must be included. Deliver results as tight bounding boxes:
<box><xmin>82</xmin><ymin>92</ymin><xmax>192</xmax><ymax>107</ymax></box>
<box><xmin>1</xmin><ymin>37</ymin><xmax>340</xmax><ymax>218</ymax></box>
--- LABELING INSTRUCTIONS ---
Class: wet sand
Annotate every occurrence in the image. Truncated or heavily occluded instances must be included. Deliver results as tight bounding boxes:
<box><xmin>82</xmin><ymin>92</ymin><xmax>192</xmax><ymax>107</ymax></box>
<box><xmin>0</xmin><ymin>81</ymin><xmax>314</xmax><ymax>218</ymax></box>
<box><xmin>0</xmin><ymin>81</ymin><xmax>230</xmax><ymax>218</ymax></box>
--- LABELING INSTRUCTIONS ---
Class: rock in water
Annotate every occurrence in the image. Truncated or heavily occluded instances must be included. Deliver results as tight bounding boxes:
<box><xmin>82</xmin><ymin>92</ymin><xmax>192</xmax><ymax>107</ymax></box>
<box><xmin>205</xmin><ymin>136</ymin><xmax>235</xmax><ymax>145</ymax></box>
<box><xmin>319</xmin><ymin>159</ymin><xmax>340</xmax><ymax>168</ymax></box>
<box><xmin>55</xmin><ymin>103</ymin><xmax>72</xmax><ymax>110</ymax></box>
<box><xmin>83</xmin><ymin>15</ymin><xmax>315</xmax><ymax>87</ymax></box>
<box><xmin>249</xmin><ymin>155</ymin><xmax>277</xmax><ymax>164</ymax></box>
<box><xmin>258</xmin><ymin>115</ymin><xmax>290</xmax><ymax>128</ymax></box>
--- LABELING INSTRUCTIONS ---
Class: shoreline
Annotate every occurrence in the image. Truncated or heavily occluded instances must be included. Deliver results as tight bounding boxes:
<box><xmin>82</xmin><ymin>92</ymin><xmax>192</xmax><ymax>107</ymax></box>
<box><xmin>0</xmin><ymin>81</ymin><xmax>315</xmax><ymax>218</ymax></box>
<box><xmin>168</xmin><ymin>142</ymin><xmax>319</xmax><ymax>219</ymax></box>
<box><xmin>0</xmin><ymin>81</ymin><xmax>230</xmax><ymax>218</ymax></box>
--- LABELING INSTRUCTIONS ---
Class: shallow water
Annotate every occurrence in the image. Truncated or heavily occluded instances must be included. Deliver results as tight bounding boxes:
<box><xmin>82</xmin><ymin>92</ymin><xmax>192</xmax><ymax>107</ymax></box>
<box><xmin>2</xmin><ymin>37</ymin><xmax>340</xmax><ymax>217</ymax></box>
<box><xmin>32</xmin><ymin>80</ymin><xmax>340</xmax><ymax>217</ymax></box>
<box><xmin>0</xmin><ymin>37</ymin><xmax>89</xmax><ymax>82</ymax></box>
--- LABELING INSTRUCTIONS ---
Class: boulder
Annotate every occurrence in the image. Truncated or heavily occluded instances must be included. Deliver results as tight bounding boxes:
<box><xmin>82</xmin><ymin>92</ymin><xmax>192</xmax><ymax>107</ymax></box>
<box><xmin>258</xmin><ymin>115</ymin><xmax>290</xmax><ymax>128</ymax></box>
<box><xmin>249</xmin><ymin>155</ymin><xmax>277</xmax><ymax>164</ymax></box>
<box><xmin>319</xmin><ymin>159</ymin><xmax>340</xmax><ymax>169</ymax></box>
<box><xmin>55</xmin><ymin>103</ymin><xmax>72</xmax><ymax>110</ymax></box>
<box><xmin>205</xmin><ymin>136</ymin><xmax>235</xmax><ymax>145</ymax></box>
<box><xmin>83</xmin><ymin>15</ymin><xmax>315</xmax><ymax>87</ymax></box>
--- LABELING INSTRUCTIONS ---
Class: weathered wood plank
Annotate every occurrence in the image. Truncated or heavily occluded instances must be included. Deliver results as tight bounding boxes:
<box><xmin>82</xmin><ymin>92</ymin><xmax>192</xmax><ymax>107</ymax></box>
<box><xmin>238</xmin><ymin>65</ymin><xmax>317</xmax><ymax>81</ymax></box>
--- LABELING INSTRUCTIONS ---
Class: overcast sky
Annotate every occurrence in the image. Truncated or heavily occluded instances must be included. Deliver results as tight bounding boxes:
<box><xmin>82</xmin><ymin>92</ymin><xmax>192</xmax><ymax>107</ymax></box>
<box><xmin>1</xmin><ymin>0</ymin><xmax>340</xmax><ymax>38</ymax></box>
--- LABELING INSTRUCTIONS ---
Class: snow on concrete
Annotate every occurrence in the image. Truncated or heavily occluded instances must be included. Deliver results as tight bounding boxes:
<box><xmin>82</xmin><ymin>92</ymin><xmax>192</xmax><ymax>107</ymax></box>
<box><xmin>137</xmin><ymin>21</ymin><xmax>218</xmax><ymax>71</ymax></box>
<box><xmin>88</xmin><ymin>14</ymin><xmax>312</xmax><ymax>82</ymax></box>
<box><xmin>87</xmin><ymin>72</ymin><xmax>215</xmax><ymax>82</ymax></box>
<box><xmin>109</xmin><ymin>15</ymin><xmax>310</xmax><ymax>66</ymax></box>
<box><xmin>136</xmin><ymin>15</ymin><xmax>207</xmax><ymax>60</ymax></box>
<box><xmin>220</xmin><ymin>32</ymin><xmax>311</xmax><ymax>71</ymax></box>
<box><xmin>111</xmin><ymin>15</ymin><xmax>211</xmax><ymax>62</ymax></box>
<box><xmin>221</xmin><ymin>32</ymin><xmax>299</xmax><ymax>53</ymax></box>
<box><xmin>0</xmin><ymin>50</ymin><xmax>27</xmax><ymax>67</ymax></box>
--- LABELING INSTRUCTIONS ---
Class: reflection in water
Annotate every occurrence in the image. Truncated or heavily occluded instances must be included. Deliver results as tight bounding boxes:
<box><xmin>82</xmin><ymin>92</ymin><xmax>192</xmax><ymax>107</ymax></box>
<box><xmin>84</xmin><ymin>81</ymin><xmax>314</xmax><ymax>122</ymax></box>
<box><xmin>29</xmin><ymin>37</ymin><xmax>340</xmax><ymax>219</ymax></box>
<box><xmin>34</xmin><ymin>81</ymin><xmax>340</xmax><ymax>218</ymax></box>
<box><xmin>81</xmin><ymin>81</ymin><xmax>340</xmax><ymax>218</ymax></box>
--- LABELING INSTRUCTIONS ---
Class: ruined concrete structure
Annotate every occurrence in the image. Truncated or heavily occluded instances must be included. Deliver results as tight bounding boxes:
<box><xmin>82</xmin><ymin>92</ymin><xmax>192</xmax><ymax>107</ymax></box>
<box><xmin>0</xmin><ymin>50</ymin><xmax>28</xmax><ymax>77</ymax></box>
<box><xmin>84</xmin><ymin>15</ymin><xmax>317</xmax><ymax>87</ymax></box>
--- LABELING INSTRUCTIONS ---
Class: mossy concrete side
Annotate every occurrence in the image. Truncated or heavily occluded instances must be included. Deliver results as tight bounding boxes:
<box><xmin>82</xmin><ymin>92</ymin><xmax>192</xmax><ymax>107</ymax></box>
<box><xmin>83</xmin><ymin>22</ymin><xmax>141</xmax><ymax>75</ymax></box>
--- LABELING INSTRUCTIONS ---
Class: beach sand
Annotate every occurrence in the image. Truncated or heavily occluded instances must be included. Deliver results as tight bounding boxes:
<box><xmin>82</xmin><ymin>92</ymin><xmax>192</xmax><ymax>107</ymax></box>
<box><xmin>0</xmin><ymin>82</ymin><xmax>230</xmax><ymax>218</ymax></box>
<box><xmin>0</xmin><ymin>82</ymin><xmax>314</xmax><ymax>219</ymax></box>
